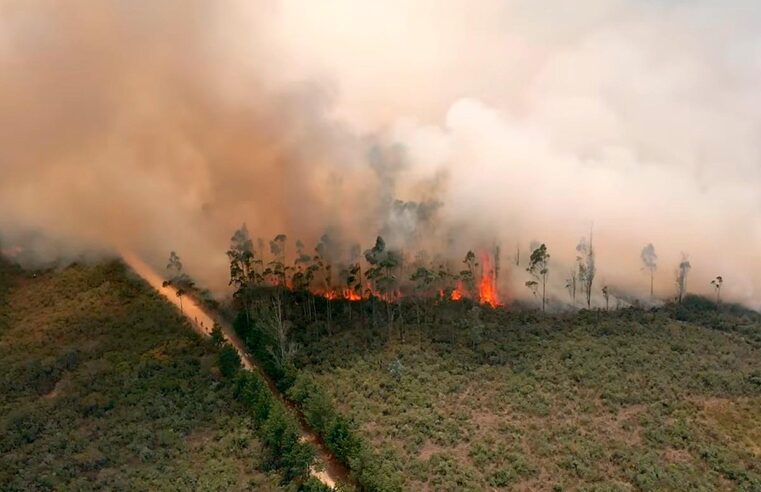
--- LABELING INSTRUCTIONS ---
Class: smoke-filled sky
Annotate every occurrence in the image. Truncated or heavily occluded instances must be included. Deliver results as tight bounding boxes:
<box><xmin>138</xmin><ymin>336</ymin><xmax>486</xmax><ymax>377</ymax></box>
<box><xmin>1</xmin><ymin>0</ymin><xmax>760</xmax><ymax>307</ymax></box>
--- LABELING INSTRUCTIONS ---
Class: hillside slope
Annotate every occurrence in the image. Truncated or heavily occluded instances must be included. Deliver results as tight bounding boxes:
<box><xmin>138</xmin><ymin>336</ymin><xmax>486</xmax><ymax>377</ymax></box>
<box><xmin>293</xmin><ymin>305</ymin><xmax>761</xmax><ymax>491</ymax></box>
<box><xmin>0</xmin><ymin>259</ymin><xmax>283</xmax><ymax>491</ymax></box>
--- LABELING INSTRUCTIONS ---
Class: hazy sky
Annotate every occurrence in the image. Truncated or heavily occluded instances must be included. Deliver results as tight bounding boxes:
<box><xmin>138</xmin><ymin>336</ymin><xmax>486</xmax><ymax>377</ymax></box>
<box><xmin>0</xmin><ymin>0</ymin><xmax>759</xmax><ymax>307</ymax></box>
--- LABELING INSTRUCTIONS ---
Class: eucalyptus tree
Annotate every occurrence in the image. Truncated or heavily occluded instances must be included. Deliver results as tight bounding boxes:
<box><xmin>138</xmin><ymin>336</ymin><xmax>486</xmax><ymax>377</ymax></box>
<box><xmin>268</xmin><ymin>234</ymin><xmax>288</xmax><ymax>287</ymax></box>
<box><xmin>410</xmin><ymin>264</ymin><xmax>435</xmax><ymax>326</ymax></box>
<box><xmin>526</xmin><ymin>243</ymin><xmax>550</xmax><ymax>313</ymax></box>
<box><xmin>292</xmin><ymin>240</ymin><xmax>315</xmax><ymax>321</ymax></box>
<box><xmin>493</xmin><ymin>245</ymin><xmax>501</xmax><ymax>284</ymax></box>
<box><xmin>315</xmin><ymin>233</ymin><xmax>344</xmax><ymax>333</ymax></box>
<box><xmin>565</xmin><ymin>270</ymin><xmax>577</xmax><ymax>305</ymax></box>
<box><xmin>711</xmin><ymin>276</ymin><xmax>723</xmax><ymax>304</ymax></box>
<box><xmin>263</xmin><ymin>298</ymin><xmax>297</xmax><ymax>371</ymax></box>
<box><xmin>167</xmin><ymin>251</ymin><xmax>182</xmax><ymax>276</ymax></box>
<box><xmin>365</xmin><ymin>236</ymin><xmax>400</xmax><ymax>340</ymax></box>
<box><xmin>675</xmin><ymin>253</ymin><xmax>692</xmax><ymax>303</ymax></box>
<box><xmin>640</xmin><ymin>243</ymin><xmax>658</xmax><ymax>297</ymax></box>
<box><xmin>515</xmin><ymin>242</ymin><xmax>521</xmax><ymax>267</ymax></box>
<box><xmin>460</xmin><ymin>250</ymin><xmax>477</xmax><ymax>298</ymax></box>
<box><xmin>227</xmin><ymin>224</ymin><xmax>255</xmax><ymax>288</ymax></box>
<box><xmin>176</xmin><ymin>288</ymin><xmax>185</xmax><ymax>314</ymax></box>
<box><xmin>576</xmin><ymin>231</ymin><xmax>596</xmax><ymax>309</ymax></box>
<box><xmin>226</xmin><ymin>224</ymin><xmax>260</xmax><ymax>325</ymax></box>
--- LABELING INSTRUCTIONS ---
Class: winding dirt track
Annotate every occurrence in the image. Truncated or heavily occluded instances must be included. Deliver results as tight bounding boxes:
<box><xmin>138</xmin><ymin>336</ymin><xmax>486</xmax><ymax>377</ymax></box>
<box><xmin>121</xmin><ymin>252</ymin><xmax>349</xmax><ymax>489</ymax></box>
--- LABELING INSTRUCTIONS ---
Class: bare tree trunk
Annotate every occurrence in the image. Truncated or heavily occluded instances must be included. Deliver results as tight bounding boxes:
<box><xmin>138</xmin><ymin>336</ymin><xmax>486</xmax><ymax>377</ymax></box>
<box><xmin>398</xmin><ymin>298</ymin><xmax>404</xmax><ymax>342</ymax></box>
<box><xmin>326</xmin><ymin>298</ymin><xmax>333</xmax><ymax>336</ymax></box>
<box><xmin>371</xmin><ymin>298</ymin><xmax>377</xmax><ymax>331</ymax></box>
<box><xmin>541</xmin><ymin>277</ymin><xmax>546</xmax><ymax>313</ymax></box>
<box><xmin>386</xmin><ymin>301</ymin><xmax>393</xmax><ymax>342</ymax></box>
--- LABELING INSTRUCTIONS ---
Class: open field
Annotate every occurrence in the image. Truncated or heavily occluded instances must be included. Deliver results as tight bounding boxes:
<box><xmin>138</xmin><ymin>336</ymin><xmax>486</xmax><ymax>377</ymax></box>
<box><xmin>0</xmin><ymin>259</ymin><xmax>284</xmax><ymax>491</ymax></box>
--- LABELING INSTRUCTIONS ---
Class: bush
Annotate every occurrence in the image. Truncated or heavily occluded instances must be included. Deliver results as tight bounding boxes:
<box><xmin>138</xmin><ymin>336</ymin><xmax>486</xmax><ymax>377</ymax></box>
<box><xmin>288</xmin><ymin>374</ymin><xmax>402</xmax><ymax>491</ymax></box>
<box><xmin>234</xmin><ymin>372</ymin><xmax>314</xmax><ymax>483</ymax></box>
<box><xmin>218</xmin><ymin>344</ymin><xmax>242</xmax><ymax>378</ymax></box>
<box><xmin>299</xmin><ymin>476</ymin><xmax>336</xmax><ymax>491</ymax></box>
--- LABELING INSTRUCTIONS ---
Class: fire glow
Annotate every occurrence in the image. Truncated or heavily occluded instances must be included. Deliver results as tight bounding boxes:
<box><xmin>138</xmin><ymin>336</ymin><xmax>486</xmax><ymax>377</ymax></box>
<box><xmin>451</xmin><ymin>281</ymin><xmax>464</xmax><ymax>301</ymax></box>
<box><xmin>478</xmin><ymin>253</ymin><xmax>500</xmax><ymax>308</ymax></box>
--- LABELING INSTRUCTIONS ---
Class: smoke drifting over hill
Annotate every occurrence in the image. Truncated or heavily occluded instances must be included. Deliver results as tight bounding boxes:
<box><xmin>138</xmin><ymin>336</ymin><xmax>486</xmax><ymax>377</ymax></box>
<box><xmin>1</xmin><ymin>1</ymin><xmax>760</xmax><ymax>307</ymax></box>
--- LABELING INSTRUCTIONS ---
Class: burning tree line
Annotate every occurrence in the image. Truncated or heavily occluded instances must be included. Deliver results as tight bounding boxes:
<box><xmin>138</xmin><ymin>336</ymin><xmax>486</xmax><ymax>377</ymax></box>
<box><xmin>162</xmin><ymin>224</ymin><xmax>724</xmax><ymax>331</ymax></box>
<box><xmin>224</xmin><ymin>224</ymin><xmax>502</xmax><ymax>312</ymax></box>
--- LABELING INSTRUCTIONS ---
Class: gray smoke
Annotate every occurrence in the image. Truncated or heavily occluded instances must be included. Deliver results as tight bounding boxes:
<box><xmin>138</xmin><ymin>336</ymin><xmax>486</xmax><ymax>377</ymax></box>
<box><xmin>1</xmin><ymin>0</ymin><xmax>760</xmax><ymax>308</ymax></box>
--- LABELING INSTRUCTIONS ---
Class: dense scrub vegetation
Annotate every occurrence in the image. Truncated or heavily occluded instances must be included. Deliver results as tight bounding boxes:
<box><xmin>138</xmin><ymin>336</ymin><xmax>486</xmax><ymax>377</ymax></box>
<box><xmin>213</xmin><ymin>226</ymin><xmax>761</xmax><ymax>491</ymax></box>
<box><xmin>0</xmin><ymin>258</ymin><xmax>289</xmax><ymax>491</ymax></box>
<box><xmin>4</xmin><ymin>241</ymin><xmax>757</xmax><ymax>491</ymax></box>
<box><xmin>284</xmin><ymin>301</ymin><xmax>761</xmax><ymax>491</ymax></box>
<box><xmin>234</xmin><ymin>312</ymin><xmax>402</xmax><ymax>491</ymax></box>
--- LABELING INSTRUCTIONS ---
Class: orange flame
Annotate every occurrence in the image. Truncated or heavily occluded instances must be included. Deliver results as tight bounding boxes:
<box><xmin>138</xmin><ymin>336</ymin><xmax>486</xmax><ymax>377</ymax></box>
<box><xmin>478</xmin><ymin>252</ymin><xmax>500</xmax><ymax>308</ymax></box>
<box><xmin>343</xmin><ymin>288</ymin><xmax>362</xmax><ymax>301</ymax></box>
<box><xmin>451</xmin><ymin>281</ymin><xmax>464</xmax><ymax>301</ymax></box>
<box><xmin>319</xmin><ymin>288</ymin><xmax>363</xmax><ymax>301</ymax></box>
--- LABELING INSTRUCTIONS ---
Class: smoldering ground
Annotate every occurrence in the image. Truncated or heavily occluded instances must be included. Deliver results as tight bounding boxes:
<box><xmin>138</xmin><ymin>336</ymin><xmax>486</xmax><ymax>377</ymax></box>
<box><xmin>0</xmin><ymin>0</ymin><xmax>759</xmax><ymax>307</ymax></box>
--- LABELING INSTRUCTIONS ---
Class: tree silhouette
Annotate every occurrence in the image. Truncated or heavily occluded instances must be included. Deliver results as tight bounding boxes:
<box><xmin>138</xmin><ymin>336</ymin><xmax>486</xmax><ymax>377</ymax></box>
<box><xmin>640</xmin><ymin>243</ymin><xmax>658</xmax><ymax>297</ymax></box>
<box><xmin>410</xmin><ymin>265</ymin><xmax>435</xmax><ymax>325</ymax></box>
<box><xmin>526</xmin><ymin>243</ymin><xmax>550</xmax><ymax>313</ymax></box>
<box><xmin>565</xmin><ymin>270</ymin><xmax>577</xmax><ymax>306</ymax></box>
<box><xmin>460</xmin><ymin>250</ymin><xmax>477</xmax><ymax>298</ymax></box>
<box><xmin>166</xmin><ymin>251</ymin><xmax>182</xmax><ymax>276</ymax></box>
<box><xmin>675</xmin><ymin>253</ymin><xmax>692</xmax><ymax>304</ymax></box>
<box><xmin>268</xmin><ymin>234</ymin><xmax>288</xmax><ymax>287</ymax></box>
<box><xmin>576</xmin><ymin>231</ymin><xmax>596</xmax><ymax>309</ymax></box>
<box><xmin>711</xmin><ymin>275</ymin><xmax>723</xmax><ymax>304</ymax></box>
<box><xmin>176</xmin><ymin>288</ymin><xmax>185</xmax><ymax>313</ymax></box>
<box><xmin>364</xmin><ymin>236</ymin><xmax>400</xmax><ymax>340</ymax></box>
<box><xmin>226</xmin><ymin>224</ymin><xmax>259</xmax><ymax>325</ymax></box>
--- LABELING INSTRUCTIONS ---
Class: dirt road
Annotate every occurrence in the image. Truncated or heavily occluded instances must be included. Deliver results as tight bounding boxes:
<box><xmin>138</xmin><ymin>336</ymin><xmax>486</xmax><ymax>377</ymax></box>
<box><xmin>121</xmin><ymin>251</ymin><xmax>348</xmax><ymax>489</ymax></box>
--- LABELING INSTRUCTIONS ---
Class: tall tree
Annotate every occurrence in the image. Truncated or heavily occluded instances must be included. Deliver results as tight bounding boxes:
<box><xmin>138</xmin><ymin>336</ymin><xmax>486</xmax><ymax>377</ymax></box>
<box><xmin>675</xmin><ymin>253</ymin><xmax>691</xmax><ymax>303</ymax></box>
<box><xmin>565</xmin><ymin>270</ymin><xmax>577</xmax><ymax>305</ymax></box>
<box><xmin>165</xmin><ymin>250</ymin><xmax>195</xmax><ymax>291</ymax></box>
<box><xmin>264</xmin><ymin>296</ymin><xmax>297</xmax><ymax>370</ymax></box>
<box><xmin>292</xmin><ymin>239</ymin><xmax>315</xmax><ymax>321</ymax></box>
<box><xmin>364</xmin><ymin>236</ymin><xmax>400</xmax><ymax>340</ymax></box>
<box><xmin>640</xmin><ymin>243</ymin><xmax>658</xmax><ymax>297</ymax></box>
<box><xmin>268</xmin><ymin>234</ymin><xmax>288</xmax><ymax>287</ymax></box>
<box><xmin>410</xmin><ymin>265</ymin><xmax>435</xmax><ymax>325</ymax></box>
<box><xmin>166</xmin><ymin>251</ymin><xmax>182</xmax><ymax>276</ymax></box>
<box><xmin>460</xmin><ymin>250</ymin><xmax>477</xmax><ymax>298</ymax></box>
<box><xmin>576</xmin><ymin>230</ymin><xmax>596</xmax><ymax>309</ymax></box>
<box><xmin>526</xmin><ymin>243</ymin><xmax>550</xmax><ymax>313</ymax></box>
<box><xmin>226</xmin><ymin>224</ymin><xmax>257</xmax><ymax>324</ymax></box>
<box><xmin>493</xmin><ymin>244</ymin><xmax>501</xmax><ymax>284</ymax></box>
<box><xmin>227</xmin><ymin>224</ymin><xmax>255</xmax><ymax>288</ymax></box>
<box><xmin>711</xmin><ymin>275</ymin><xmax>723</xmax><ymax>304</ymax></box>
<box><xmin>176</xmin><ymin>288</ymin><xmax>185</xmax><ymax>314</ymax></box>
<box><xmin>515</xmin><ymin>242</ymin><xmax>521</xmax><ymax>267</ymax></box>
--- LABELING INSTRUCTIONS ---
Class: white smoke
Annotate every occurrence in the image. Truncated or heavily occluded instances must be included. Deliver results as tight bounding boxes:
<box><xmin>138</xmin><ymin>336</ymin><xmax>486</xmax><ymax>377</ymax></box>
<box><xmin>1</xmin><ymin>0</ymin><xmax>760</xmax><ymax>307</ymax></box>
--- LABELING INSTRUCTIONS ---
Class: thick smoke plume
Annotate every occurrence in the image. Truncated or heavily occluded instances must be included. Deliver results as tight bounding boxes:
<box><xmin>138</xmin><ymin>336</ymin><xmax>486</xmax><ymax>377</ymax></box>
<box><xmin>1</xmin><ymin>0</ymin><xmax>760</xmax><ymax>308</ymax></box>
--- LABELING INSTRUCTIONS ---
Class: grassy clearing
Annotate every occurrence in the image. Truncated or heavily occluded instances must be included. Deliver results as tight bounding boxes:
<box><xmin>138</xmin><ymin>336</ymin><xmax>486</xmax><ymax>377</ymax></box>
<box><xmin>0</xmin><ymin>259</ymin><xmax>285</xmax><ymax>491</ymax></box>
<box><xmin>293</xmin><ymin>304</ymin><xmax>761</xmax><ymax>491</ymax></box>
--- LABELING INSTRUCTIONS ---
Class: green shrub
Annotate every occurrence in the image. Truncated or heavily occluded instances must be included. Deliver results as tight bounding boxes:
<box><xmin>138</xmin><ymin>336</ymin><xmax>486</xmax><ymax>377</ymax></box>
<box><xmin>218</xmin><ymin>344</ymin><xmax>242</xmax><ymax>378</ymax></box>
<box><xmin>299</xmin><ymin>476</ymin><xmax>336</xmax><ymax>491</ymax></box>
<box><xmin>234</xmin><ymin>372</ymin><xmax>314</xmax><ymax>483</ymax></box>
